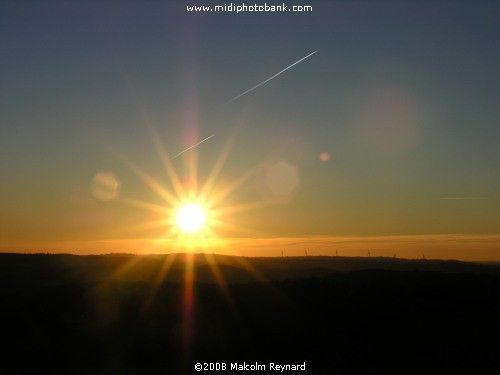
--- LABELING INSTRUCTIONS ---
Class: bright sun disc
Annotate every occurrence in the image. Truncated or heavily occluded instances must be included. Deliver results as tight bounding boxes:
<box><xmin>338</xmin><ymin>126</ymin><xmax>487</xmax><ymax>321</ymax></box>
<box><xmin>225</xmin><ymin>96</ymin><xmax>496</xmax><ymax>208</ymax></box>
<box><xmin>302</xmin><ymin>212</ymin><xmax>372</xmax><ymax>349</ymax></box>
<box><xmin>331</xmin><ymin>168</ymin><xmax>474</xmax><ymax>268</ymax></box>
<box><xmin>175</xmin><ymin>203</ymin><xmax>207</xmax><ymax>233</ymax></box>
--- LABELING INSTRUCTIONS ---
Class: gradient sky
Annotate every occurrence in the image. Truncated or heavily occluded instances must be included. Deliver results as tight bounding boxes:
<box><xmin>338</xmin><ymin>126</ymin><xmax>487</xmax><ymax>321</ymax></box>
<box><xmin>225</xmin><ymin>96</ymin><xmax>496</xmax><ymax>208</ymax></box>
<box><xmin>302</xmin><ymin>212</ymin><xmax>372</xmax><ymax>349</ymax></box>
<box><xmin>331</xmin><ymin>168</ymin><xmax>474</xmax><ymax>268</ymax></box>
<box><xmin>1</xmin><ymin>1</ymin><xmax>499</xmax><ymax>259</ymax></box>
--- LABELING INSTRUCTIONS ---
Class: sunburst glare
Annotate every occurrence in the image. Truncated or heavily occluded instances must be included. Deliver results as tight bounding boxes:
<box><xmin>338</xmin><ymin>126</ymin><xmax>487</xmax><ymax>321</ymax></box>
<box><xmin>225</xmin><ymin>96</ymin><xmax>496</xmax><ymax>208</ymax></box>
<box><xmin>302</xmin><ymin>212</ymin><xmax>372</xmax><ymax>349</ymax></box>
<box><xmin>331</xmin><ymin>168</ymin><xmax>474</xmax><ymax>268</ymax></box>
<box><xmin>174</xmin><ymin>202</ymin><xmax>207</xmax><ymax>234</ymax></box>
<box><xmin>106</xmin><ymin>120</ymin><xmax>290</xmax><ymax>362</ymax></box>
<box><xmin>111</xmin><ymin>123</ymin><xmax>278</xmax><ymax>254</ymax></box>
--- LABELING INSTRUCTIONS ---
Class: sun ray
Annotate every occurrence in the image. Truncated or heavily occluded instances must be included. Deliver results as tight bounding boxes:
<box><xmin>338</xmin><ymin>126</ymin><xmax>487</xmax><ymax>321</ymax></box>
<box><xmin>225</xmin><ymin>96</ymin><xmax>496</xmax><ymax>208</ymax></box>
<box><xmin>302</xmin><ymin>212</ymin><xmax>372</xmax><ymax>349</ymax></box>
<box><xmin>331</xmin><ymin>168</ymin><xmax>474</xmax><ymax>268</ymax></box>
<box><xmin>215</xmin><ymin>197</ymin><xmax>289</xmax><ymax>215</ymax></box>
<box><xmin>144</xmin><ymin>122</ymin><xmax>187</xmax><ymax>202</ymax></box>
<box><xmin>118</xmin><ymin>85</ymin><xmax>190</xmax><ymax>203</ymax></box>
<box><xmin>198</xmin><ymin>127</ymin><xmax>240</xmax><ymax>203</ymax></box>
<box><xmin>202</xmin><ymin>253</ymin><xmax>240</xmax><ymax>315</ymax></box>
<box><xmin>204</xmin><ymin>165</ymin><xmax>261</xmax><ymax>208</ymax></box>
<box><xmin>231</xmin><ymin>256</ymin><xmax>269</xmax><ymax>284</ymax></box>
<box><xmin>113</xmin><ymin>151</ymin><xmax>178</xmax><ymax>206</ymax></box>
<box><xmin>141</xmin><ymin>253</ymin><xmax>177</xmax><ymax>315</ymax></box>
<box><xmin>208</xmin><ymin>218</ymin><xmax>262</xmax><ymax>237</ymax></box>
<box><xmin>185</xmin><ymin>141</ymin><xmax>199</xmax><ymax>200</ymax></box>
<box><xmin>182</xmin><ymin>252</ymin><xmax>196</xmax><ymax>352</ymax></box>
<box><xmin>118</xmin><ymin>196</ymin><xmax>169</xmax><ymax>215</ymax></box>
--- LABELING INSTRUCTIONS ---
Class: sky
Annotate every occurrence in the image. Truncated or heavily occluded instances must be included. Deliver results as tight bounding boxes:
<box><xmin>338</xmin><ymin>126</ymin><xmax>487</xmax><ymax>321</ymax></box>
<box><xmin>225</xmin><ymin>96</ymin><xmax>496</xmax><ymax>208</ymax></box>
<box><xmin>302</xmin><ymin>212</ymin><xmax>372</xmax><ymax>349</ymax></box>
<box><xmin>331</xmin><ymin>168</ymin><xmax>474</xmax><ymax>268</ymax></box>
<box><xmin>1</xmin><ymin>1</ymin><xmax>499</xmax><ymax>259</ymax></box>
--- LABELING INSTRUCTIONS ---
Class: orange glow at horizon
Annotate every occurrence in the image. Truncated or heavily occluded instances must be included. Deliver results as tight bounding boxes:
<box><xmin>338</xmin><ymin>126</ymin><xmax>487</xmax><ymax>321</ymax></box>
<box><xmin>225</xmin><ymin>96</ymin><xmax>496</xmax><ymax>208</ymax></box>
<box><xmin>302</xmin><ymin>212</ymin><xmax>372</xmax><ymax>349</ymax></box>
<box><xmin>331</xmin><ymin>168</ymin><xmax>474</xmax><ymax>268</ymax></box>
<box><xmin>2</xmin><ymin>234</ymin><xmax>500</xmax><ymax>262</ymax></box>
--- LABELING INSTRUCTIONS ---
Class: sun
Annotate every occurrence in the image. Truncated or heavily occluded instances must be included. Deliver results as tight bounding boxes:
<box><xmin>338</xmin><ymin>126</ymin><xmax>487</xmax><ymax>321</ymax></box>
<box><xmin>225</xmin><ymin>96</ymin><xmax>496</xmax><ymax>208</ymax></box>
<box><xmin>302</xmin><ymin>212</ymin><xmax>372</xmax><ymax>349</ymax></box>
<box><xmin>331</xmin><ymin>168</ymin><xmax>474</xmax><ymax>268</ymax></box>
<box><xmin>175</xmin><ymin>203</ymin><xmax>207</xmax><ymax>234</ymax></box>
<box><xmin>116</xmin><ymin>127</ymin><xmax>274</xmax><ymax>249</ymax></box>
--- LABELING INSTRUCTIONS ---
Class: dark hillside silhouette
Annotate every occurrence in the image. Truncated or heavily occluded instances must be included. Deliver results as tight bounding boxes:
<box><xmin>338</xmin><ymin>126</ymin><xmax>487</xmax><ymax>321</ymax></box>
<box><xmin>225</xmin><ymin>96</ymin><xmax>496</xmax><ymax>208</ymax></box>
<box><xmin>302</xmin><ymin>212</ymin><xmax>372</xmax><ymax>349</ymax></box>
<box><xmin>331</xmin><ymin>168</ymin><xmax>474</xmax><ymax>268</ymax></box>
<box><xmin>1</xmin><ymin>253</ymin><xmax>499</xmax><ymax>287</ymax></box>
<box><xmin>1</xmin><ymin>253</ymin><xmax>499</xmax><ymax>373</ymax></box>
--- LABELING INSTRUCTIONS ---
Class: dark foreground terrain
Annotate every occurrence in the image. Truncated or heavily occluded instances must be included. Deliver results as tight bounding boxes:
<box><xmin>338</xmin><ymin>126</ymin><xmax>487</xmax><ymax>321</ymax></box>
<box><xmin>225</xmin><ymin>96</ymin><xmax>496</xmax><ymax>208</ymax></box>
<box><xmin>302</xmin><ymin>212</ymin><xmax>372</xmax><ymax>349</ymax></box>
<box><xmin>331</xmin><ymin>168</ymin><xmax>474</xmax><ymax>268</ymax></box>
<box><xmin>1</xmin><ymin>253</ymin><xmax>500</xmax><ymax>374</ymax></box>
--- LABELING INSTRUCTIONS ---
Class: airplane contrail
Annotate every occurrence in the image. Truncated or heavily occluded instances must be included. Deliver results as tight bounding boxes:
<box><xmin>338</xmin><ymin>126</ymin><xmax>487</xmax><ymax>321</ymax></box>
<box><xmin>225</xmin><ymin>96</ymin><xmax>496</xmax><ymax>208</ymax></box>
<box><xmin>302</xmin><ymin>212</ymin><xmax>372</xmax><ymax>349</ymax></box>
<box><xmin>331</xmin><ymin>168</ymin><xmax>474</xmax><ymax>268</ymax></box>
<box><xmin>172</xmin><ymin>134</ymin><xmax>215</xmax><ymax>159</ymax></box>
<box><xmin>225</xmin><ymin>50</ymin><xmax>318</xmax><ymax>105</ymax></box>
<box><xmin>440</xmin><ymin>197</ymin><xmax>485</xmax><ymax>200</ymax></box>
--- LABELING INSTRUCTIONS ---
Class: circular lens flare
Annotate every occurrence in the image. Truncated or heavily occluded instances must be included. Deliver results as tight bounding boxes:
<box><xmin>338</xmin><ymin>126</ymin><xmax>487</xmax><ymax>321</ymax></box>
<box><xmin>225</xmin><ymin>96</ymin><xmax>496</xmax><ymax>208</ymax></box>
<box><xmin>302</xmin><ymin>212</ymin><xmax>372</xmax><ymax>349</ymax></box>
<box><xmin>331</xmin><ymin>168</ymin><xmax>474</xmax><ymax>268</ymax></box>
<box><xmin>175</xmin><ymin>203</ymin><xmax>207</xmax><ymax>233</ymax></box>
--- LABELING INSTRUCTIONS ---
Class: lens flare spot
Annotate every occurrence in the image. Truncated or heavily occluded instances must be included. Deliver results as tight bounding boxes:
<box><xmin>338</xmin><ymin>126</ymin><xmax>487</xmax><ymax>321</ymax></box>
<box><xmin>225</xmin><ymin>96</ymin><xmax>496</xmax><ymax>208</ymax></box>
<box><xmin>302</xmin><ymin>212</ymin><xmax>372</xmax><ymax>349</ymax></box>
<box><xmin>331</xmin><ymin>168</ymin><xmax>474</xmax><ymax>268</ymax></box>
<box><xmin>319</xmin><ymin>152</ymin><xmax>330</xmax><ymax>162</ymax></box>
<box><xmin>265</xmin><ymin>160</ymin><xmax>300</xmax><ymax>197</ymax></box>
<box><xmin>91</xmin><ymin>173</ymin><xmax>120</xmax><ymax>201</ymax></box>
<box><xmin>357</xmin><ymin>86</ymin><xmax>422</xmax><ymax>153</ymax></box>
